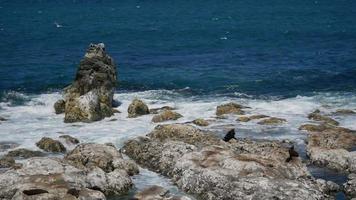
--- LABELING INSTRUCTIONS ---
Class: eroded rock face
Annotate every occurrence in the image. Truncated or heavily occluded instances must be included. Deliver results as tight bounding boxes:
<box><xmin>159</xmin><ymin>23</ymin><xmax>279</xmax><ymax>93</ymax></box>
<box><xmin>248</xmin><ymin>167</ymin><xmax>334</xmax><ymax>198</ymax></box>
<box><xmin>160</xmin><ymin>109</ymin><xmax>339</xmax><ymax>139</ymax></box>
<box><xmin>134</xmin><ymin>185</ymin><xmax>191</xmax><ymax>200</ymax></box>
<box><xmin>36</xmin><ymin>137</ymin><xmax>66</xmax><ymax>153</ymax></box>
<box><xmin>257</xmin><ymin>117</ymin><xmax>287</xmax><ymax>125</ymax></box>
<box><xmin>151</xmin><ymin>110</ymin><xmax>183</xmax><ymax>123</ymax></box>
<box><xmin>0</xmin><ymin>157</ymin><xmax>132</xmax><ymax>199</ymax></box>
<box><xmin>123</xmin><ymin>124</ymin><xmax>334</xmax><ymax>200</ymax></box>
<box><xmin>127</xmin><ymin>99</ymin><xmax>150</xmax><ymax>118</ymax></box>
<box><xmin>216</xmin><ymin>102</ymin><xmax>245</xmax><ymax>116</ymax></box>
<box><xmin>61</xmin><ymin>43</ymin><xmax>117</xmax><ymax>123</ymax></box>
<box><xmin>304</xmin><ymin>124</ymin><xmax>356</xmax><ymax>173</ymax></box>
<box><xmin>65</xmin><ymin>143</ymin><xmax>139</xmax><ymax>175</ymax></box>
<box><xmin>344</xmin><ymin>173</ymin><xmax>356</xmax><ymax>199</ymax></box>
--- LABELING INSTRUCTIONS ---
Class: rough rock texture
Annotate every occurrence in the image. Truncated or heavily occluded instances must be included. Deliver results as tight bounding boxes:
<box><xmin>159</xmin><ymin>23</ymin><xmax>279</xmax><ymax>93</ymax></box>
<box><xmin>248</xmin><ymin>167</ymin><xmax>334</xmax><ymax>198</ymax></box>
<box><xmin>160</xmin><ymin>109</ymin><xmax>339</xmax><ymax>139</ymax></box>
<box><xmin>257</xmin><ymin>117</ymin><xmax>287</xmax><ymax>125</ymax></box>
<box><xmin>304</xmin><ymin>124</ymin><xmax>356</xmax><ymax>173</ymax></box>
<box><xmin>0</xmin><ymin>157</ymin><xmax>133</xmax><ymax>199</ymax></box>
<box><xmin>216</xmin><ymin>102</ymin><xmax>245</xmax><ymax>116</ymax></box>
<box><xmin>36</xmin><ymin>137</ymin><xmax>66</xmax><ymax>153</ymax></box>
<box><xmin>6</xmin><ymin>148</ymin><xmax>45</xmax><ymax>159</ymax></box>
<box><xmin>134</xmin><ymin>185</ymin><xmax>191</xmax><ymax>200</ymax></box>
<box><xmin>238</xmin><ymin>114</ymin><xmax>269</xmax><ymax>122</ymax></box>
<box><xmin>308</xmin><ymin>110</ymin><xmax>339</xmax><ymax>126</ymax></box>
<box><xmin>54</xmin><ymin>99</ymin><xmax>66</xmax><ymax>114</ymax></box>
<box><xmin>59</xmin><ymin>135</ymin><xmax>80</xmax><ymax>145</ymax></box>
<box><xmin>192</xmin><ymin>118</ymin><xmax>209</xmax><ymax>126</ymax></box>
<box><xmin>149</xmin><ymin>106</ymin><xmax>175</xmax><ymax>114</ymax></box>
<box><xmin>124</xmin><ymin>124</ymin><xmax>334</xmax><ymax>200</ymax></box>
<box><xmin>65</xmin><ymin>143</ymin><xmax>139</xmax><ymax>175</ymax></box>
<box><xmin>152</xmin><ymin>110</ymin><xmax>182</xmax><ymax>123</ymax></box>
<box><xmin>127</xmin><ymin>99</ymin><xmax>150</xmax><ymax>118</ymax></box>
<box><xmin>62</xmin><ymin>43</ymin><xmax>117</xmax><ymax>123</ymax></box>
<box><xmin>344</xmin><ymin>173</ymin><xmax>356</xmax><ymax>199</ymax></box>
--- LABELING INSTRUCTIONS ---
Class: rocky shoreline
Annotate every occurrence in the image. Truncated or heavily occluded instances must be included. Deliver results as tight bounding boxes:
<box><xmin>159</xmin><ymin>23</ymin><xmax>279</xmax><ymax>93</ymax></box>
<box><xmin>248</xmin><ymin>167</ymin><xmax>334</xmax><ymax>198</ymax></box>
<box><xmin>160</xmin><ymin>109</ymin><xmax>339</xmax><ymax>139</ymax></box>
<box><xmin>0</xmin><ymin>43</ymin><xmax>355</xmax><ymax>200</ymax></box>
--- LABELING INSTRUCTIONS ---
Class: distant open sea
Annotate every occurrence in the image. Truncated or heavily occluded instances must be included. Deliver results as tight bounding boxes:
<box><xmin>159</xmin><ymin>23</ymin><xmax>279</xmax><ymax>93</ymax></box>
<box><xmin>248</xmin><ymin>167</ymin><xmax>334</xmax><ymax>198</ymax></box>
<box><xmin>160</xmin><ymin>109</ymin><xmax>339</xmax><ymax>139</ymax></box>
<box><xmin>0</xmin><ymin>0</ymin><xmax>356</xmax><ymax>199</ymax></box>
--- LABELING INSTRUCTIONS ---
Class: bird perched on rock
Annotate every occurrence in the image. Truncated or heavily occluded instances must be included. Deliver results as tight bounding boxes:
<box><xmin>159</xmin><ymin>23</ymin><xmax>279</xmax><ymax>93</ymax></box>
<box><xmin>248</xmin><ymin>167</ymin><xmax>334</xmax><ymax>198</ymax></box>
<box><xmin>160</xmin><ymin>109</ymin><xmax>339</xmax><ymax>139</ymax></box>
<box><xmin>286</xmin><ymin>145</ymin><xmax>299</xmax><ymax>162</ymax></box>
<box><xmin>223</xmin><ymin>129</ymin><xmax>236</xmax><ymax>142</ymax></box>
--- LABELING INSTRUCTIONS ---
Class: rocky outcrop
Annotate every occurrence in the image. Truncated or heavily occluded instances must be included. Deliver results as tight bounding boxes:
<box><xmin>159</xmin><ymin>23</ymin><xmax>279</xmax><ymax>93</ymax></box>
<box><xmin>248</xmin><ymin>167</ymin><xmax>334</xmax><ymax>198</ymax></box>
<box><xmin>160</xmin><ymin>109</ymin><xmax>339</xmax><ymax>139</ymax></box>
<box><xmin>216</xmin><ymin>102</ymin><xmax>246</xmax><ymax>116</ymax></box>
<box><xmin>134</xmin><ymin>185</ymin><xmax>191</xmax><ymax>200</ymax></box>
<box><xmin>127</xmin><ymin>99</ymin><xmax>150</xmax><ymax>118</ymax></box>
<box><xmin>152</xmin><ymin>110</ymin><xmax>182</xmax><ymax>123</ymax></box>
<box><xmin>257</xmin><ymin>117</ymin><xmax>287</xmax><ymax>125</ymax></box>
<box><xmin>304</xmin><ymin>124</ymin><xmax>356</xmax><ymax>173</ymax></box>
<box><xmin>0</xmin><ymin>157</ymin><xmax>133</xmax><ymax>199</ymax></box>
<box><xmin>54</xmin><ymin>99</ymin><xmax>65</xmax><ymax>114</ymax></box>
<box><xmin>6</xmin><ymin>148</ymin><xmax>45</xmax><ymax>159</ymax></box>
<box><xmin>308</xmin><ymin>110</ymin><xmax>339</xmax><ymax>126</ymax></box>
<box><xmin>123</xmin><ymin>124</ymin><xmax>335</xmax><ymax>200</ymax></box>
<box><xmin>65</xmin><ymin>143</ymin><xmax>139</xmax><ymax>175</ymax></box>
<box><xmin>344</xmin><ymin>173</ymin><xmax>356</xmax><ymax>199</ymax></box>
<box><xmin>36</xmin><ymin>137</ymin><xmax>66</xmax><ymax>153</ymax></box>
<box><xmin>149</xmin><ymin>106</ymin><xmax>175</xmax><ymax>114</ymax></box>
<box><xmin>59</xmin><ymin>43</ymin><xmax>117</xmax><ymax>123</ymax></box>
<box><xmin>192</xmin><ymin>118</ymin><xmax>210</xmax><ymax>126</ymax></box>
<box><xmin>238</xmin><ymin>114</ymin><xmax>269</xmax><ymax>122</ymax></box>
<box><xmin>59</xmin><ymin>135</ymin><xmax>80</xmax><ymax>145</ymax></box>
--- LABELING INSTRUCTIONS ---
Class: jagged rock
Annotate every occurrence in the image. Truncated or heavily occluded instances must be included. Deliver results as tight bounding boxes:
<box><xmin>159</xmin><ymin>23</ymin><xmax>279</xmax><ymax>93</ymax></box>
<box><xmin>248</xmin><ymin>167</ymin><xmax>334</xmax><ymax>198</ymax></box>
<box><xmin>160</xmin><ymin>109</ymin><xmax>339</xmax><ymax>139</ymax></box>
<box><xmin>134</xmin><ymin>185</ymin><xmax>191</xmax><ymax>200</ymax></box>
<box><xmin>0</xmin><ymin>156</ymin><xmax>15</xmax><ymax>168</ymax></box>
<box><xmin>257</xmin><ymin>117</ymin><xmax>287</xmax><ymax>125</ymax></box>
<box><xmin>308</xmin><ymin>110</ymin><xmax>339</xmax><ymax>126</ymax></box>
<box><xmin>0</xmin><ymin>142</ymin><xmax>19</xmax><ymax>152</ymax></box>
<box><xmin>59</xmin><ymin>135</ymin><xmax>80</xmax><ymax>145</ymax></box>
<box><xmin>305</xmin><ymin>124</ymin><xmax>356</xmax><ymax>173</ymax></box>
<box><xmin>65</xmin><ymin>143</ymin><xmax>139</xmax><ymax>175</ymax></box>
<box><xmin>216</xmin><ymin>102</ymin><xmax>245</xmax><ymax>116</ymax></box>
<box><xmin>238</xmin><ymin>114</ymin><xmax>269</xmax><ymax>122</ymax></box>
<box><xmin>333</xmin><ymin>109</ymin><xmax>356</xmax><ymax>115</ymax></box>
<box><xmin>0</xmin><ymin>157</ymin><xmax>133</xmax><ymax>199</ymax></box>
<box><xmin>61</xmin><ymin>43</ymin><xmax>117</xmax><ymax>123</ymax></box>
<box><xmin>6</xmin><ymin>148</ymin><xmax>45</xmax><ymax>159</ymax></box>
<box><xmin>192</xmin><ymin>118</ymin><xmax>209</xmax><ymax>126</ymax></box>
<box><xmin>36</xmin><ymin>137</ymin><xmax>66</xmax><ymax>153</ymax></box>
<box><xmin>149</xmin><ymin>106</ymin><xmax>175</xmax><ymax>114</ymax></box>
<box><xmin>344</xmin><ymin>173</ymin><xmax>356</xmax><ymax>199</ymax></box>
<box><xmin>152</xmin><ymin>110</ymin><xmax>182</xmax><ymax>123</ymax></box>
<box><xmin>124</xmin><ymin>124</ymin><xmax>334</xmax><ymax>200</ymax></box>
<box><xmin>54</xmin><ymin>99</ymin><xmax>66</xmax><ymax>114</ymax></box>
<box><xmin>127</xmin><ymin>99</ymin><xmax>150</xmax><ymax>118</ymax></box>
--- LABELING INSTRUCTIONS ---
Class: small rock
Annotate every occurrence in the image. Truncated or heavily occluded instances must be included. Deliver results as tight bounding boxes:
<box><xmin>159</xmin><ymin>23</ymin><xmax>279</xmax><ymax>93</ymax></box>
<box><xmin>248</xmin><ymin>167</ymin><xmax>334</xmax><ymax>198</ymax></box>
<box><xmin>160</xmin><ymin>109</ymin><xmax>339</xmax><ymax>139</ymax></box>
<box><xmin>127</xmin><ymin>99</ymin><xmax>150</xmax><ymax>118</ymax></box>
<box><xmin>36</xmin><ymin>137</ymin><xmax>66</xmax><ymax>153</ymax></box>
<box><xmin>237</xmin><ymin>116</ymin><xmax>250</xmax><ymax>122</ymax></box>
<box><xmin>152</xmin><ymin>110</ymin><xmax>182</xmax><ymax>123</ymax></box>
<box><xmin>299</xmin><ymin>124</ymin><xmax>328</xmax><ymax>132</ymax></box>
<box><xmin>54</xmin><ymin>99</ymin><xmax>65</xmax><ymax>114</ymax></box>
<box><xmin>0</xmin><ymin>156</ymin><xmax>15</xmax><ymax>168</ymax></box>
<box><xmin>59</xmin><ymin>135</ymin><xmax>80</xmax><ymax>145</ymax></box>
<box><xmin>333</xmin><ymin>109</ymin><xmax>356</xmax><ymax>115</ymax></box>
<box><xmin>237</xmin><ymin>114</ymin><xmax>269</xmax><ymax>122</ymax></box>
<box><xmin>192</xmin><ymin>118</ymin><xmax>209</xmax><ymax>126</ymax></box>
<box><xmin>216</xmin><ymin>102</ymin><xmax>245</xmax><ymax>116</ymax></box>
<box><xmin>149</xmin><ymin>106</ymin><xmax>175</xmax><ymax>114</ymax></box>
<box><xmin>257</xmin><ymin>117</ymin><xmax>287</xmax><ymax>125</ymax></box>
<box><xmin>6</xmin><ymin>148</ymin><xmax>45</xmax><ymax>158</ymax></box>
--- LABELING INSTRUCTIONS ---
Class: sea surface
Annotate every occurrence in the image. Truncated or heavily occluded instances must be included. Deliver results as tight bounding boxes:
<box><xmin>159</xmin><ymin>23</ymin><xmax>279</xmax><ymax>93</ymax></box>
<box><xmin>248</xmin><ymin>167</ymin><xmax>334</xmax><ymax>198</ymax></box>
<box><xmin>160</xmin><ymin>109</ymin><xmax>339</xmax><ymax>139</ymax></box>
<box><xmin>0</xmin><ymin>0</ymin><xmax>356</xmax><ymax>199</ymax></box>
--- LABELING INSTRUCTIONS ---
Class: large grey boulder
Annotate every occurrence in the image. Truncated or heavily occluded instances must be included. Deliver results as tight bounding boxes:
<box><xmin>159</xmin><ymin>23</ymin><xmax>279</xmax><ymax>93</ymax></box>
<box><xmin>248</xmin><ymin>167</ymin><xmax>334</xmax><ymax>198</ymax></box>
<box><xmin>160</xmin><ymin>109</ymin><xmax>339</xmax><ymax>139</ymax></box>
<box><xmin>59</xmin><ymin>43</ymin><xmax>117</xmax><ymax>123</ymax></box>
<box><xmin>123</xmin><ymin>124</ymin><xmax>335</xmax><ymax>200</ymax></box>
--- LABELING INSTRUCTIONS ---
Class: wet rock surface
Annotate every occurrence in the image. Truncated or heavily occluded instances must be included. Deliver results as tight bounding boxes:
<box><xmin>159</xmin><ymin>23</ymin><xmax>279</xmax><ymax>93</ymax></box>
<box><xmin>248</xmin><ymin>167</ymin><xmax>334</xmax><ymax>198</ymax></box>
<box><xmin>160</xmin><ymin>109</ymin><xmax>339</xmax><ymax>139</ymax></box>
<box><xmin>308</xmin><ymin>110</ymin><xmax>339</xmax><ymax>126</ymax></box>
<box><xmin>257</xmin><ymin>117</ymin><xmax>287</xmax><ymax>125</ymax></box>
<box><xmin>36</xmin><ymin>137</ymin><xmax>66</xmax><ymax>153</ymax></box>
<box><xmin>152</xmin><ymin>110</ymin><xmax>183</xmax><ymax>123</ymax></box>
<box><xmin>133</xmin><ymin>185</ymin><xmax>191</xmax><ymax>200</ymax></box>
<box><xmin>124</xmin><ymin>124</ymin><xmax>335</xmax><ymax>200</ymax></box>
<box><xmin>0</xmin><ymin>156</ymin><xmax>15</xmax><ymax>168</ymax></box>
<box><xmin>192</xmin><ymin>118</ymin><xmax>209</xmax><ymax>126</ymax></box>
<box><xmin>216</xmin><ymin>102</ymin><xmax>246</xmax><ymax>116</ymax></box>
<box><xmin>333</xmin><ymin>109</ymin><xmax>356</xmax><ymax>115</ymax></box>
<box><xmin>237</xmin><ymin>114</ymin><xmax>269</xmax><ymax>122</ymax></box>
<box><xmin>127</xmin><ymin>99</ymin><xmax>150</xmax><ymax>118</ymax></box>
<box><xmin>60</xmin><ymin>43</ymin><xmax>117</xmax><ymax>123</ymax></box>
<box><xmin>54</xmin><ymin>99</ymin><xmax>65</xmax><ymax>114</ymax></box>
<box><xmin>344</xmin><ymin>173</ymin><xmax>356</xmax><ymax>199</ymax></box>
<box><xmin>149</xmin><ymin>106</ymin><xmax>175</xmax><ymax>114</ymax></box>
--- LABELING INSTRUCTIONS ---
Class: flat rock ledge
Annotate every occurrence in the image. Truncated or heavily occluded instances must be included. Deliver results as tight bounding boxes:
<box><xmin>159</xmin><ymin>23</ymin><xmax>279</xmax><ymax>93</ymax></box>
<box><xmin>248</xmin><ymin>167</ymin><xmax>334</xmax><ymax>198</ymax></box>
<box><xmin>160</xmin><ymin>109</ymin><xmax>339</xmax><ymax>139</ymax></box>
<box><xmin>0</xmin><ymin>143</ymin><xmax>138</xmax><ymax>200</ymax></box>
<box><xmin>123</xmin><ymin>124</ymin><xmax>336</xmax><ymax>200</ymax></box>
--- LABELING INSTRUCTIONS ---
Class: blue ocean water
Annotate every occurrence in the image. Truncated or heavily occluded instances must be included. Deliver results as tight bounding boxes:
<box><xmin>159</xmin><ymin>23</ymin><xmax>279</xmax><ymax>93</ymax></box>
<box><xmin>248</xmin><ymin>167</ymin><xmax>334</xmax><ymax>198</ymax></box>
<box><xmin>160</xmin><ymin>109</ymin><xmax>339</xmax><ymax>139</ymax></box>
<box><xmin>1</xmin><ymin>0</ymin><xmax>356</xmax><ymax>98</ymax></box>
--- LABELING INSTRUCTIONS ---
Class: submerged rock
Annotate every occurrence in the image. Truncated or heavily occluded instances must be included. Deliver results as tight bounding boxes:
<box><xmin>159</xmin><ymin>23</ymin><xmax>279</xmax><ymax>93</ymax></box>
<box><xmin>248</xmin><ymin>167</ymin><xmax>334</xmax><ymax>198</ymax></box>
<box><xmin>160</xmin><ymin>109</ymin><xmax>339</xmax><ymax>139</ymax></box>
<box><xmin>344</xmin><ymin>173</ymin><xmax>356</xmax><ymax>199</ymax></box>
<box><xmin>36</xmin><ymin>137</ymin><xmax>66</xmax><ymax>153</ymax></box>
<box><xmin>216</xmin><ymin>102</ymin><xmax>245</xmax><ymax>116</ymax></box>
<box><xmin>152</xmin><ymin>110</ymin><xmax>183</xmax><ymax>123</ymax></box>
<box><xmin>61</xmin><ymin>43</ymin><xmax>117</xmax><ymax>123</ymax></box>
<box><xmin>127</xmin><ymin>98</ymin><xmax>150</xmax><ymax>118</ymax></box>
<box><xmin>257</xmin><ymin>117</ymin><xmax>287</xmax><ymax>125</ymax></box>
<box><xmin>59</xmin><ymin>135</ymin><xmax>80</xmax><ymax>145</ymax></box>
<box><xmin>65</xmin><ymin>143</ymin><xmax>139</xmax><ymax>175</ymax></box>
<box><xmin>192</xmin><ymin>118</ymin><xmax>210</xmax><ymax>126</ymax></box>
<box><xmin>134</xmin><ymin>185</ymin><xmax>191</xmax><ymax>200</ymax></box>
<box><xmin>54</xmin><ymin>99</ymin><xmax>65</xmax><ymax>114</ymax></box>
<box><xmin>6</xmin><ymin>148</ymin><xmax>45</xmax><ymax>159</ymax></box>
<box><xmin>308</xmin><ymin>110</ymin><xmax>339</xmax><ymax>126</ymax></box>
<box><xmin>124</xmin><ymin>124</ymin><xmax>334</xmax><ymax>200</ymax></box>
<box><xmin>0</xmin><ymin>157</ymin><xmax>132</xmax><ymax>199</ymax></box>
<box><xmin>149</xmin><ymin>106</ymin><xmax>175</xmax><ymax>114</ymax></box>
